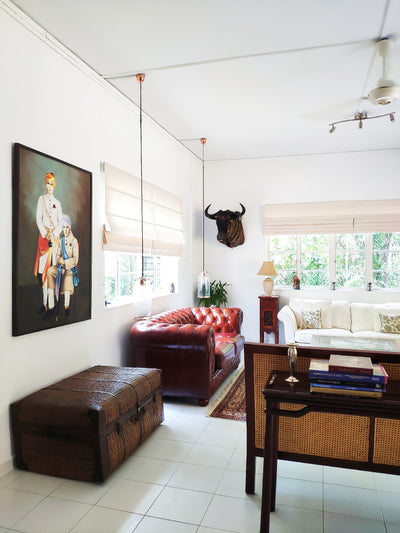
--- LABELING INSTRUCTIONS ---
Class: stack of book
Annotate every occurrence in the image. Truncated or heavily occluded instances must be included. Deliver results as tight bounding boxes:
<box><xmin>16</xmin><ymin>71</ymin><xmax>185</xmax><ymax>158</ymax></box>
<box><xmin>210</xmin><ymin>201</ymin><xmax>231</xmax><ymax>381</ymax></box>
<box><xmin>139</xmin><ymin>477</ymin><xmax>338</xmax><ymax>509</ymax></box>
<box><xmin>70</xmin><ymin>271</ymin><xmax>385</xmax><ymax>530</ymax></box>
<box><xmin>309</xmin><ymin>354</ymin><xmax>388</xmax><ymax>398</ymax></box>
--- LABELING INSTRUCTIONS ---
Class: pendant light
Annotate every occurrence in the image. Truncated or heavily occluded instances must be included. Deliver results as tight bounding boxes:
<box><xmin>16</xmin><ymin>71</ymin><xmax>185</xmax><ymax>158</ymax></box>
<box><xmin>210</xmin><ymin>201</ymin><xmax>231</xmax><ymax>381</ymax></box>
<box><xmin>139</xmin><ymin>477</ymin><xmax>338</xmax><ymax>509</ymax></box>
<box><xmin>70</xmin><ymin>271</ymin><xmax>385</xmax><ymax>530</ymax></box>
<box><xmin>197</xmin><ymin>138</ymin><xmax>210</xmax><ymax>299</ymax></box>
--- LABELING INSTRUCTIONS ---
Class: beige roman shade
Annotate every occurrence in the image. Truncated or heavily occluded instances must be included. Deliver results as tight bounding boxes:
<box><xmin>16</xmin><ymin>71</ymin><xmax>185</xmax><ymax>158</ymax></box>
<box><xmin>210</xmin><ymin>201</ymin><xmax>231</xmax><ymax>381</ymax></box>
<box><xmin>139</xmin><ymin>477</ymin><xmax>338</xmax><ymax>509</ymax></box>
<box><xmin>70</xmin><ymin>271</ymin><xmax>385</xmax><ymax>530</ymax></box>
<box><xmin>263</xmin><ymin>200</ymin><xmax>400</xmax><ymax>235</ymax></box>
<box><xmin>103</xmin><ymin>162</ymin><xmax>184</xmax><ymax>255</ymax></box>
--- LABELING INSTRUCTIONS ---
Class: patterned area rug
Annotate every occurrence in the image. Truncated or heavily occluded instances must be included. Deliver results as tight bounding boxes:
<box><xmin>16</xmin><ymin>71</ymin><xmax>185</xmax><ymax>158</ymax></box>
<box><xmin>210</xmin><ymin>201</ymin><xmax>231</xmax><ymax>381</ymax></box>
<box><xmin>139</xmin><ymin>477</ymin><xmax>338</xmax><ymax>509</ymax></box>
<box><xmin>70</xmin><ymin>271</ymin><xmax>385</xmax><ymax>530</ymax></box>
<box><xmin>208</xmin><ymin>368</ymin><xmax>246</xmax><ymax>421</ymax></box>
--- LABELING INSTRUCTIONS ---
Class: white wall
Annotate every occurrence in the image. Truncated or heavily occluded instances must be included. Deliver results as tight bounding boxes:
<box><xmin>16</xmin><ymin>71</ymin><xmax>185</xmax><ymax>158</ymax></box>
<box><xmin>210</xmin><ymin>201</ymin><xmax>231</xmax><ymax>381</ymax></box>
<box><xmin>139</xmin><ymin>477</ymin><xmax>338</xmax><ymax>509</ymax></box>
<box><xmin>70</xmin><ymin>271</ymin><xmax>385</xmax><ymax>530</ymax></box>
<box><xmin>204</xmin><ymin>151</ymin><xmax>400</xmax><ymax>343</ymax></box>
<box><xmin>1</xmin><ymin>3</ymin><xmax>400</xmax><ymax>471</ymax></box>
<box><xmin>0</xmin><ymin>5</ymin><xmax>201</xmax><ymax>468</ymax></box>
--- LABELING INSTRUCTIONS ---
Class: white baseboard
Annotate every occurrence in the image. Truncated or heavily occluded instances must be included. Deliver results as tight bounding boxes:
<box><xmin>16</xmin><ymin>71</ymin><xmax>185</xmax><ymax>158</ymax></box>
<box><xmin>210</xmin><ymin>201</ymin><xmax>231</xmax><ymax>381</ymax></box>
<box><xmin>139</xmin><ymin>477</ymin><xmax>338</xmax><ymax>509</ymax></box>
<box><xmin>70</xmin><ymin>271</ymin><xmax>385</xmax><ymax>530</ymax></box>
<box><xmin>0</xmin><ymin>459</ymin><xmax>13</xmax><ymax>477</ymax></box>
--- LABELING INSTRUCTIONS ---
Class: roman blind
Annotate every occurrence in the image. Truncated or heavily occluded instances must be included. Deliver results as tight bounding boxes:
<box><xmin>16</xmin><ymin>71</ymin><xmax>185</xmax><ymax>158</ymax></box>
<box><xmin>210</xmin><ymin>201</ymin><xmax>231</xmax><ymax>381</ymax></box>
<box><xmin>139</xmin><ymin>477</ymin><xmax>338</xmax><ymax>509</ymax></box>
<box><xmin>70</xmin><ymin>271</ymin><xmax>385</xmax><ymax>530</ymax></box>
<box><xmin>263</xmin><ymin>199</ymin><xmax>400</xmax><ymax>235</ymax></box>
<box><xmin>103</xmin><ymin>162</ymin><xmax>184</xmax><ymax>255</ymax></box>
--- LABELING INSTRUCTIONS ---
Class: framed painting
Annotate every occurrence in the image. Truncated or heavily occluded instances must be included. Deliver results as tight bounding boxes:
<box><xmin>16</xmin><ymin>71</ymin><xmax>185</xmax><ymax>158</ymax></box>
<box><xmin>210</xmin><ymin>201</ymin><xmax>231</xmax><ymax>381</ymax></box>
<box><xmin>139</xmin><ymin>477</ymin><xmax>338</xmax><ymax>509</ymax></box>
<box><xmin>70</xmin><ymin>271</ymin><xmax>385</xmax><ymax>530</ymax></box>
<box><xmin>12</xmin><ymin>143</ymin><xmax>92</xmax><ymax>336</ymax></box>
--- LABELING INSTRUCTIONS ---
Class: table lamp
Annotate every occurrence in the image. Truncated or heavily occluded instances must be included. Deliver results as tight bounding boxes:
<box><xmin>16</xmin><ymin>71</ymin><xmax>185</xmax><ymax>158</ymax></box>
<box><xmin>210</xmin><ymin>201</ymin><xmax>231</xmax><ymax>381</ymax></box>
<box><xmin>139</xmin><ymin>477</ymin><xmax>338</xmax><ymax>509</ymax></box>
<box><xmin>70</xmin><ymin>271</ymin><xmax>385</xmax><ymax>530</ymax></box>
<box><xmin>257</xmin><ymin>261</ymin><xmax>278</xmax><ymax>296</ymax></box>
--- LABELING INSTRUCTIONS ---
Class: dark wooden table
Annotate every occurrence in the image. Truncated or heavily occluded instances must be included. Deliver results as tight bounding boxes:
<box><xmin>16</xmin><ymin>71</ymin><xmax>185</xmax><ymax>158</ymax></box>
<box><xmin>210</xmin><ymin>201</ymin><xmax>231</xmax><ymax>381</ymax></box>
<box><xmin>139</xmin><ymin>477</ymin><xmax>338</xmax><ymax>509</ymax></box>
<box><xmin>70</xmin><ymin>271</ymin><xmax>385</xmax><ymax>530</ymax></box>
<box><xmin>260</xmin><ymin>370</ymin><xmax>400</xmax><ymax>533</ymax></box>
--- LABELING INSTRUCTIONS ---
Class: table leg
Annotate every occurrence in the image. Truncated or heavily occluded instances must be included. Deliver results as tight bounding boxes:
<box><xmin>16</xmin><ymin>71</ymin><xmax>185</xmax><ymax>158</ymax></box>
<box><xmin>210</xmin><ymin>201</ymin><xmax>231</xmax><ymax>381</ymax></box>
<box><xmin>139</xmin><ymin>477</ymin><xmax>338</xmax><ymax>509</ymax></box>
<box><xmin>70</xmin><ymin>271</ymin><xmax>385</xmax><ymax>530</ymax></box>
<box><xmin>271</xmin><ymin>414</ymin><xmax>279</xmax><ymax>511</ymax></box>
<box><xmin>260</xmin><ymin>402</ymin><xmax>274</xmax><ymax>533</ymax></box>
<box><xmin>245</xmin><ymin>450</ymin><xmax>256</xmax><ymax>494</ymax></box>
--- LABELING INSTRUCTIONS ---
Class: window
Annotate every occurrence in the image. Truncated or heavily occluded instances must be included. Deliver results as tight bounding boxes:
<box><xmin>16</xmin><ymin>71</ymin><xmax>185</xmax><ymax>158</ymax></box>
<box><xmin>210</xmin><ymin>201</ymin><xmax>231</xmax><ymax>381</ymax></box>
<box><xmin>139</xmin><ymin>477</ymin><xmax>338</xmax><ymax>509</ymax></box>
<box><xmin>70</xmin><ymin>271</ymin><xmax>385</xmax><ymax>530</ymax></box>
<box><xmin>269</xmin><ymin>232</ymin><xmax>400</xmax><ymax>290</ymax></box>
<box><xmin>301</xmin><ymin>234</ymin><xmax>329</xmax><ymax>287</ymax></box>
<box><xmin>373</xmin><ymin>233</ymin><xmax>400</xmax><ymax>289</ymax></box>
<box><xmin>269</xmin><ymin>235</ymin><xmax>296</xmax><ymax>286</ymax></box>
<box><xmin>336</xmin><ymin>233</ymin><xmax>365</xmax><ymax>289</ymax></box>
<box><xmin>105</xmin><ymin>252</ymin><xmax>179</xmax><ymax>306</ymax></box>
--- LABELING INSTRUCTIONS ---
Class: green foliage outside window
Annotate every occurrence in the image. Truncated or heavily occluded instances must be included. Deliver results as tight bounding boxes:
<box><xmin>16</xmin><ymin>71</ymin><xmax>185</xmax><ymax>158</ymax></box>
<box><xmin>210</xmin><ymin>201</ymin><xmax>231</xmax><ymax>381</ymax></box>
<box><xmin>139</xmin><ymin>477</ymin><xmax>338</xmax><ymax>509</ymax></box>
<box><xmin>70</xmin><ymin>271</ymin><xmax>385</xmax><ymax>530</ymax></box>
<box><xmin>336</xmin><ymin>234</ymin><xmax>365</xmax><ymax>288</ymax></box>
<box><xmin>301</xmin><ymin>234</ymin><xmax>329</xmax><ymax>287</ymax></box>
<box><xmin>269</xmin><ymin>232</ymin><xmax>400</xmax><ymax>290</ymax></box>
<box><xmin>373</xmin><ymin>233</ymin><xmax>400</xmax><ymax>289</ymax></box>
<box><xmin>270</xmin><ymin>235</ymin><xmax>296</xmax><ymax>286</ymax></box>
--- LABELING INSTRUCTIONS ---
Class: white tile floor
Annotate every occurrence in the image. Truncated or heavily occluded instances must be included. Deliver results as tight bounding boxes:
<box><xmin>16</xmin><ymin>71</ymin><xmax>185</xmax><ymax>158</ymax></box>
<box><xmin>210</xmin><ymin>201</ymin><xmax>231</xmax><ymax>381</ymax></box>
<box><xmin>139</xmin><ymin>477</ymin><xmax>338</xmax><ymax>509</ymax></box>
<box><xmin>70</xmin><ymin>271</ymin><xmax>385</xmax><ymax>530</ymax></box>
<box><xmin>2</xmin><ymin>377</ymin><xmax>400</xmax><ymax>532</ymax></box>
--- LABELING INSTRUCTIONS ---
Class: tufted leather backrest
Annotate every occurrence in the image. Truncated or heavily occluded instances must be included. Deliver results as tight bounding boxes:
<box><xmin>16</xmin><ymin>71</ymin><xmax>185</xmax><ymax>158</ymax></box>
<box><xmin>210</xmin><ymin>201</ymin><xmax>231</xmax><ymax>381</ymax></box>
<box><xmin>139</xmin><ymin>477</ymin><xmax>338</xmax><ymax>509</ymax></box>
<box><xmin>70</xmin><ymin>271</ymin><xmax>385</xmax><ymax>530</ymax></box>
<box><xmin>147</xmin><ymin>306</ymin><xmax>242</xmax><ymax>333</ymax></box>
<box><xmin>191</xmin><ymin>307</ymin><xmax>243</xmax><ymax>333</ymax></box>
<box><xmin>150</xmin><ymin>307</ymin><xmax>195</xmax><ymax>325</ymax></box>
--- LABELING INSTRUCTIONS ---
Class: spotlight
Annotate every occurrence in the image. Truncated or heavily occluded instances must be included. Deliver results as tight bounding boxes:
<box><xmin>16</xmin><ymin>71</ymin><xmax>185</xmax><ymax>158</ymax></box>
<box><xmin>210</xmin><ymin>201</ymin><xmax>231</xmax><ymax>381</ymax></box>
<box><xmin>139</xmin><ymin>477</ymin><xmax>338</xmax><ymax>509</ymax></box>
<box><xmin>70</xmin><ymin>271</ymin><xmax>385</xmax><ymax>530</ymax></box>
<box><xmin>328</xmin><ymin>111</ymin><xmax>396</xmax><ymax>133</ymax></box>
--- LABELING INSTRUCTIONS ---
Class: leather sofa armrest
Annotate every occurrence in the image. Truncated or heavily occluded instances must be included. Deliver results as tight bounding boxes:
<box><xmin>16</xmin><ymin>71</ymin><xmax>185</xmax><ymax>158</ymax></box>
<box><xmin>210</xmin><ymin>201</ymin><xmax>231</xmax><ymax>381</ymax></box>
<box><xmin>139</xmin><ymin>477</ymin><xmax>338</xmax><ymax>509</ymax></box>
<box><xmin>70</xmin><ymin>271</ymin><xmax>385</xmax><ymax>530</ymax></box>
<box><xmin>277</xmin><ymin>305</ymin><xmax>297</xmax><ymax>343</ymax></box>
<box><xmin>130</xmin><ymin>321</ymin><xmax>215</xmax><ymax>353</ymax></box>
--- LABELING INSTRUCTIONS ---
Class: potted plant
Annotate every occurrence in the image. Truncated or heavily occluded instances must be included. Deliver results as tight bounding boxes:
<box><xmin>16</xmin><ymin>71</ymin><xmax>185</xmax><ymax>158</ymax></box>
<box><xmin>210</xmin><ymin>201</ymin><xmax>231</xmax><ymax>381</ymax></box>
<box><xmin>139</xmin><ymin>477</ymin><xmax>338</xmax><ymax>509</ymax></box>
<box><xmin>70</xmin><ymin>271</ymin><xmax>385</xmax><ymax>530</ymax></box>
<box><xmin>198</xmin><ymin>280</ymin><xmax>230</xmax><ymax>307</ymax></box>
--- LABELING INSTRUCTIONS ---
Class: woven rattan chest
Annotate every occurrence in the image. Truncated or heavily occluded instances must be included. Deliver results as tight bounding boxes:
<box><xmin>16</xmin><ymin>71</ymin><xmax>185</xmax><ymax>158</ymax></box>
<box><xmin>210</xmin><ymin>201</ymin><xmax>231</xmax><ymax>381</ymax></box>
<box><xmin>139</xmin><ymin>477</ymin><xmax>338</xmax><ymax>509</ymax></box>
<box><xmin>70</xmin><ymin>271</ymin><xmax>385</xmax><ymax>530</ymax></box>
<box><xmin>10</xmin><ymin>365</ymin><xmax>163</xmax><ymax>482</ymax></box>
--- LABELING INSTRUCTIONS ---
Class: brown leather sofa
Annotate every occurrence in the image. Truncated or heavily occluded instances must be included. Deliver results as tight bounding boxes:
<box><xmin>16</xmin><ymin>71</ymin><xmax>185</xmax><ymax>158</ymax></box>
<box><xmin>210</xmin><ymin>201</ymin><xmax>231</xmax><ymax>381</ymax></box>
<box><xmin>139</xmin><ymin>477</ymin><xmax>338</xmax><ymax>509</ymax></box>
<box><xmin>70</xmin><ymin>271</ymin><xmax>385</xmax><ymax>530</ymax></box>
<box><xmin>130</xmin><ymin>307</ymin><xmax>245</xmax><ymax>405</ymax></box>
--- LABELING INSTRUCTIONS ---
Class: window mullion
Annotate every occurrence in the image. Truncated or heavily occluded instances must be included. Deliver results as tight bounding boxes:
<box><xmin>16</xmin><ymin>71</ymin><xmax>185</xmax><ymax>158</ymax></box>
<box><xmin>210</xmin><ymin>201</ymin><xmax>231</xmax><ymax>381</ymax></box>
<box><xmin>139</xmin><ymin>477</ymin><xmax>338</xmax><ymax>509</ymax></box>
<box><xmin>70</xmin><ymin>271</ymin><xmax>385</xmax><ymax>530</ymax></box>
<box><xmin>116</xmin><ymin>253</ymin><xmax>121</xmax><ymax>301</ymax></box>
<box><xmin>329</xmin><ymin>235</ymin><xmax>336</xmax><ymax>286</ymax></box>
<box><xmin>365</xmin><ymin>233</ymin><xmax>373</xmax><ymax>289</ymax></box>
<box><xmin>296</xmin><ymin>236</ymin><xmax>301</xmax><ymax>277</ymax></box>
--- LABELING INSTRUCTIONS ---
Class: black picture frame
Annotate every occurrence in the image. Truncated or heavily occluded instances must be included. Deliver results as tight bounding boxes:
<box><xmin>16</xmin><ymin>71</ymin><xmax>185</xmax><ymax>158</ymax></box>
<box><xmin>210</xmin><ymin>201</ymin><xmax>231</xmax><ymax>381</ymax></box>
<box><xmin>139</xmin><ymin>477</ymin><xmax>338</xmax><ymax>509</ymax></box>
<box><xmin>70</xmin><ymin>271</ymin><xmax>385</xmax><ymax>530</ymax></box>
<box><xmin>12</xmin><ymin>143</ymin><xmax>92</xmax><ymax>336</ymax></box>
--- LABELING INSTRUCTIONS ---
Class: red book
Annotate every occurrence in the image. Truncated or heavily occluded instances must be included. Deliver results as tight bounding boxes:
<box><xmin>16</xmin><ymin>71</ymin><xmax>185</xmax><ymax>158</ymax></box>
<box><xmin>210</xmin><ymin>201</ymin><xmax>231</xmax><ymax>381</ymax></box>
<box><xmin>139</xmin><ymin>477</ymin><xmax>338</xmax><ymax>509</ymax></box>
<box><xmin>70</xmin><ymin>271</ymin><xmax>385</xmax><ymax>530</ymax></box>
<box><xmin>328</xmin><ymin>354</ymin><xmax>374</xmax><ymax>375</ymax></box>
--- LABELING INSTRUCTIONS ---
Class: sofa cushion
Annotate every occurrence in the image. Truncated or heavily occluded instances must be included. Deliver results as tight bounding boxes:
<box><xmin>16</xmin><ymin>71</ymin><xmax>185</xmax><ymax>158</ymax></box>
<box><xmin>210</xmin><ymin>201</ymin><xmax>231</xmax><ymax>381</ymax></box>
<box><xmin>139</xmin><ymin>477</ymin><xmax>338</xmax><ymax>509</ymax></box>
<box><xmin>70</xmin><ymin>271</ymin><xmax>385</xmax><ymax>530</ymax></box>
<box><xmin>215</xmin><ymin>340</ymin><xmax>235</xmax><ymax>370</ymax></box>
<box><xmin>350</xmin><ymin>303</ymin><xmax>374</xmax><ymax>332</ymax></box>
<box><xmin>289</xmin><ymin>298</ymin><xmax>332</xmax><ymax>329</ymax></box>
<box><xmin>331</xmin><ymin>300</ymin><xmax>351</xmax><ymax>330</ymax></box>
<box><xmin>300</xmin><ymin>309</ymin><xmax>322</xmax><ymax>329</ymax></box>
<box><xmin>372</xmin><ymin>304</ymin><xmax>400</xmax><ymax>332</ymax></box>
<box><xmin>295</xmin><ymin>328</ymin><xmax>352</xmax><ymax>345</ymax></box>
<box><xmin>378</xmin><ymin>314</ymin><xmax>400</xmax><ymax>334</ymax></box>
<box><xmin>353</xmin><ymin>331</ymin><xmax>400</xmax><ymax>342</ymax></box>
<box><xmin>216</xmin><ymin>332</ymin><xmax>245</xmax><ymax>355</ymax></box>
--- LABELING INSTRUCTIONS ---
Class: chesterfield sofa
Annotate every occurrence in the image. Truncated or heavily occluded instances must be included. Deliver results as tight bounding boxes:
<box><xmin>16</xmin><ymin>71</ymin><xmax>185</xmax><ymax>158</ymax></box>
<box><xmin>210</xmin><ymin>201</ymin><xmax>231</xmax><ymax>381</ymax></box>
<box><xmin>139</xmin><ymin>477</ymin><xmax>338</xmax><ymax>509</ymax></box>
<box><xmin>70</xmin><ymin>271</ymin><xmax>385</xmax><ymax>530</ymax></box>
<box><xmin>130</xmin><ymin>306</ymin><xmax>245</xmax><ymax>405</ymax></box>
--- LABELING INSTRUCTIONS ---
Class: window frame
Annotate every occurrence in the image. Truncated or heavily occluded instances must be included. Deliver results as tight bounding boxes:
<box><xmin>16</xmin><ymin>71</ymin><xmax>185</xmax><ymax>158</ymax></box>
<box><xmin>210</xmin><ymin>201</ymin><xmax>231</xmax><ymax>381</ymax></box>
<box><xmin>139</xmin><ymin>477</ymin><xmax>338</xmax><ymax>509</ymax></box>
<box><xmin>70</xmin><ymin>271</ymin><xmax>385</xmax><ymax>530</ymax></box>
<box><xmin>104</xmin><ymin>251</ymin><xmax>179</xmax><ymax>307</ymax></box>
<box><xmin>267</xmin><ymin>232</ymin><xmax>400</xmax><ymax>291</ymax></box>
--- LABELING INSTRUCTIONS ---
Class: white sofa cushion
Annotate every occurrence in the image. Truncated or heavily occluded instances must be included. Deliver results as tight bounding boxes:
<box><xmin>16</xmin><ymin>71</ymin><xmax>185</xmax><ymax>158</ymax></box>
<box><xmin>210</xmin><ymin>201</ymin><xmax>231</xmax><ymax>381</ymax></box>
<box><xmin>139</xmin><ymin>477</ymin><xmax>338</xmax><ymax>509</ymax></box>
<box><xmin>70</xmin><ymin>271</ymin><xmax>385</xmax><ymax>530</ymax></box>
<box><xmin>295</xmin><ymin>328</ymin><xmax>352</xmax><ymax>345</ymax></box>
<box><xmin>331</xmin><ymin>300</ymin><xmax>351</xmax><ymax>330</ymax></box>
<box><xmin>371</xmin><ymin>304</ymin><xmax>400</xmax><ymax>332</ymax></box>
<box><xmin>350</xmin><ymin>303</ymin><xmax>374</xmax><ymax>332</ymax></box>
<box><xmin>289</xmin><ymin>298</ymin><xmax>332</xmax><ymax>329</ymax></box>
<box><xmin>353</xmin><ymin>330</ymin><xmax>400</xmax><ymax>342</ymax></box>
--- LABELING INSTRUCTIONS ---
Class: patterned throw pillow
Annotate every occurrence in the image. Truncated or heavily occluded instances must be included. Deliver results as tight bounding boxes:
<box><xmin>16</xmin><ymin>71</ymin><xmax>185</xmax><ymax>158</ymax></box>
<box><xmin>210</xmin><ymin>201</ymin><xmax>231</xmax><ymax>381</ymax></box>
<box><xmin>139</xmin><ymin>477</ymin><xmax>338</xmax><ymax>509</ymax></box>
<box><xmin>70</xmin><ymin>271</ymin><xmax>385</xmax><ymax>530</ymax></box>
<box><xmin>379</xmin><ymin>314</ymin><xmax>400</xmax><ymax>334</ymax></box>
<box><xmin>300</xmin><ymin>309</ymin><xmax>322</xmax><ymax>329</ymax></box>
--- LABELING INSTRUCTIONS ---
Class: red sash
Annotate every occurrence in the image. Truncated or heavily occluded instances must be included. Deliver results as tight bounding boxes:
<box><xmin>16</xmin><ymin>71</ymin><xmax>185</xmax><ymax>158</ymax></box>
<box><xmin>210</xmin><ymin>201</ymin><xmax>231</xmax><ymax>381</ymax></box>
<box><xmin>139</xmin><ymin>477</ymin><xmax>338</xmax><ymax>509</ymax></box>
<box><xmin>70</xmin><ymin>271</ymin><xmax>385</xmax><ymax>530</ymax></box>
<box><xmin>34</xmin><ymin>235</ymin><xmax>52</xmax><ymax>286</ymax></box>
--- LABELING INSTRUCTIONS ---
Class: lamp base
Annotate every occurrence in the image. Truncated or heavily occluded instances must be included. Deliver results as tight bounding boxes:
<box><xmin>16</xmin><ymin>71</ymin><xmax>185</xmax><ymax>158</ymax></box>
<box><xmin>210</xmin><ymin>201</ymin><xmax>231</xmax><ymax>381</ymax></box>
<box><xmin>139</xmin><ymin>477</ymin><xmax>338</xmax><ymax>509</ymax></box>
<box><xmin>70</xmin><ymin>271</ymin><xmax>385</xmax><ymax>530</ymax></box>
<box><xmin>263</xmin><ymin>277</ymin><xmax>274</xmax><ymax>296</ymax></box>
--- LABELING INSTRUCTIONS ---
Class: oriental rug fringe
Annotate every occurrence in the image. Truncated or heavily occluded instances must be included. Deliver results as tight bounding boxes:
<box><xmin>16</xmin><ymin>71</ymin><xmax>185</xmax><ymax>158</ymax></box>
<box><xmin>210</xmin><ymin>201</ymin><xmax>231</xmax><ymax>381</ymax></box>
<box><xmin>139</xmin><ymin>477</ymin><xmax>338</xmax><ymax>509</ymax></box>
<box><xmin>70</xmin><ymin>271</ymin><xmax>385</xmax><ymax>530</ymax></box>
<box><xmin>208</xmin><ymin>368</ymin><xmax>246</xmax><ymax>421</ymax></box>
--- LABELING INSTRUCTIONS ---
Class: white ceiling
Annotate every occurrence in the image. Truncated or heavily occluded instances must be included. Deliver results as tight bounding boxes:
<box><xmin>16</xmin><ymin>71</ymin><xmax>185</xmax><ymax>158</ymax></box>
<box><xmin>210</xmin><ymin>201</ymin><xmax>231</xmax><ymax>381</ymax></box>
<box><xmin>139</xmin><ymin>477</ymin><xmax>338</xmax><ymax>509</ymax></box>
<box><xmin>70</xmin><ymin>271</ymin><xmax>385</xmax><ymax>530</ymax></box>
<box><xmin>10</xmin><ymin>0</ymin><xmax>400</xmax><ymax>160</ymax></box>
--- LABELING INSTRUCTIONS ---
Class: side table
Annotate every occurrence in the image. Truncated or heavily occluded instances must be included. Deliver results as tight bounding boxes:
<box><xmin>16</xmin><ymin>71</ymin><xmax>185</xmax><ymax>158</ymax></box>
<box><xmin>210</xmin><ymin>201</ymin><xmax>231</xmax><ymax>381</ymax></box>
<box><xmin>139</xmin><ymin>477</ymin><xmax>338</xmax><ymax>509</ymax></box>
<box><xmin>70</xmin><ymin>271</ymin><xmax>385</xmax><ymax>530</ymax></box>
<box><xmin>259</xmin><ymin>370</ymin><xmax>400</xmax><ymax>533</ymax></box>
<box><xmin>259</xmin><ymin>295</ymin><xmax>279</xmax><ymax>344</ymax></box>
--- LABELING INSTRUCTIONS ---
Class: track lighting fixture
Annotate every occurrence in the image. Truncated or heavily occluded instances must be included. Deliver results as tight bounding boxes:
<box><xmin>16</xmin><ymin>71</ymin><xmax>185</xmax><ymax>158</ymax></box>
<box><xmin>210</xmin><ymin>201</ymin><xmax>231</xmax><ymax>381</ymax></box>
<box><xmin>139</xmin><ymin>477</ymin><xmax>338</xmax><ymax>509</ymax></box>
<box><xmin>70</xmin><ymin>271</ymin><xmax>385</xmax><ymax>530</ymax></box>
<box><xmin>329</xmin><ymin>111</ymin><xmax>395</xmax><ymax>133</ymax></box>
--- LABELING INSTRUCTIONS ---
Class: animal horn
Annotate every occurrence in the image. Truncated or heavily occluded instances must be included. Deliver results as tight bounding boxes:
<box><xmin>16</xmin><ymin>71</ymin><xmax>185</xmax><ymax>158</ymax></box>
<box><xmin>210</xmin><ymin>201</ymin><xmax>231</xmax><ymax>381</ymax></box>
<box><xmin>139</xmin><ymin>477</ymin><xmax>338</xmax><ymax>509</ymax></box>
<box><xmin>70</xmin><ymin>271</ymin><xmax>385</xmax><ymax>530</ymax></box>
<box><xmin>239</xmin><ymin>203</ymin><xmax>246</xmax><ymax>216</ymax></box>
<box><xmin>205</xmin><ymin>204</ymin><xmax>217</xmax><ymax>220</ymax></box>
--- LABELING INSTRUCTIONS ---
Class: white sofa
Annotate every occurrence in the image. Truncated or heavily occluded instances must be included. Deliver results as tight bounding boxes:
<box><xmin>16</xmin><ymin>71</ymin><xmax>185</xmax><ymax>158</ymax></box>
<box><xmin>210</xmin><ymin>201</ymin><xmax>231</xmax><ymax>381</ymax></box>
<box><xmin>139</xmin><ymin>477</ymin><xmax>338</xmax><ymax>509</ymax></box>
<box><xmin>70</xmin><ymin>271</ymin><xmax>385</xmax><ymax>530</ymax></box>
<box><xmin>278</xmin><ymin>298</ymin><xmax>400</xmax><ymax>345</ymax></box>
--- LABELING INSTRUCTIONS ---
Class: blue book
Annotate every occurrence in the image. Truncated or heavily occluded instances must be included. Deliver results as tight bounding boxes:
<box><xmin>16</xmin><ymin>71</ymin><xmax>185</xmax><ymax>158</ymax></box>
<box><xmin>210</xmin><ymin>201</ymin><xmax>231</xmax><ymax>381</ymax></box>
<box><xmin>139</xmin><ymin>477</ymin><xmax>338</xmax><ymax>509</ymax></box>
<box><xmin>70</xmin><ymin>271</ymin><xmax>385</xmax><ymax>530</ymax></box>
<box><xmin>310</xmin><ymin>378</ymin><xmax>385</xmax><ymax>390</ymax></box>
<box><xmin>310</xmin><ymin>381</ymin><xmax>385</xmax><ymax>392</ymax></box>
<box><xmin>309</xmin><ymin>359</ymin><xmax>388</xmax><ymax>384</ymax></box>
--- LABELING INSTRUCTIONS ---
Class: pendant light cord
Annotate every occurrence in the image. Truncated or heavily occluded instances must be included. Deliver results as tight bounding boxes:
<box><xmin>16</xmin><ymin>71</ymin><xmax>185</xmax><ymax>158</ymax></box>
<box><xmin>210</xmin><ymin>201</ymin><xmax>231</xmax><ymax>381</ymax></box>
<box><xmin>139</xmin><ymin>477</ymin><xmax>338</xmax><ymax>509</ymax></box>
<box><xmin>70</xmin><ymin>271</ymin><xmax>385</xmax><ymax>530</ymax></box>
<box><xmin>200</xmin><ymin>138</ymin><xmax>206</xmax><ymax>272</ymax></box>
<box><xmin>202</xmin><ymin>141</ymin><xmax>205</xmax><ymax>272</ymax></box>
<box><xmin>137</xmin><ymin>74</ymin><xmax>145</xmax><ymax>280</ymax></box>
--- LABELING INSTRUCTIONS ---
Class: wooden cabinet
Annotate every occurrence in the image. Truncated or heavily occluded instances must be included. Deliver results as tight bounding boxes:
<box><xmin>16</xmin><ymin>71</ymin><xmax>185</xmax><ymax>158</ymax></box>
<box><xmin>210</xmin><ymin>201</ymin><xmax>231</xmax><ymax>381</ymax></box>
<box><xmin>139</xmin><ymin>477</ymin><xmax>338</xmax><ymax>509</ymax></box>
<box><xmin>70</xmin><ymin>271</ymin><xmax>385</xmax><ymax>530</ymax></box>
<box><xmin>259</xmin><ymin>296</ymin><xmax>279</xmax><ymax>344</ymax></box>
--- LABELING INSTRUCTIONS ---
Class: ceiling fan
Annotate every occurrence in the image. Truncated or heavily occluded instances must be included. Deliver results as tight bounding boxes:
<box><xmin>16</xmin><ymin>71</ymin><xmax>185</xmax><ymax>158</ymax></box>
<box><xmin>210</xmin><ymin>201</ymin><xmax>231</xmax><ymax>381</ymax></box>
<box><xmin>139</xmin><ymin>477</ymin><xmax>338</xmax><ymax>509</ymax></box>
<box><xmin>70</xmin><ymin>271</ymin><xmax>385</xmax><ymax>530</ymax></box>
<box><xmin>368</xmin><ymin>38</ymin><xmax>400</xmax><ymax>106</ymax></box>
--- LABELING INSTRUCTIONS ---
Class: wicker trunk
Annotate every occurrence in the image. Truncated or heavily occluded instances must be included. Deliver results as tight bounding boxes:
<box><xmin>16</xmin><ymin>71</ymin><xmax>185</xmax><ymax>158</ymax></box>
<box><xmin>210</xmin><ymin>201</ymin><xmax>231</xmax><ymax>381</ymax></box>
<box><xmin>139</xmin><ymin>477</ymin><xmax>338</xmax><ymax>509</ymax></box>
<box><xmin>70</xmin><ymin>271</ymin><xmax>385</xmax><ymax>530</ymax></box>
<box><xmin>10</xmin><ymin>365</ymin><xmax>163</xmax><ymax>482</ymax></box>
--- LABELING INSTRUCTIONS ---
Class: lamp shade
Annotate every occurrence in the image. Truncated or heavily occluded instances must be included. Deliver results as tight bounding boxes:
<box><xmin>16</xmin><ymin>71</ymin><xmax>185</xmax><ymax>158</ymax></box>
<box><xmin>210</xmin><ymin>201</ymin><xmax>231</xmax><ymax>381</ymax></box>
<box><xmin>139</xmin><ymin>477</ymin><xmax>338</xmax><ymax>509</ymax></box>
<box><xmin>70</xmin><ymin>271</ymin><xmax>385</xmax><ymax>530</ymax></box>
<box><xmin>257</xmin><ymin>261</ymin><xmax>278</xmax><ymax>277</ymax></box>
